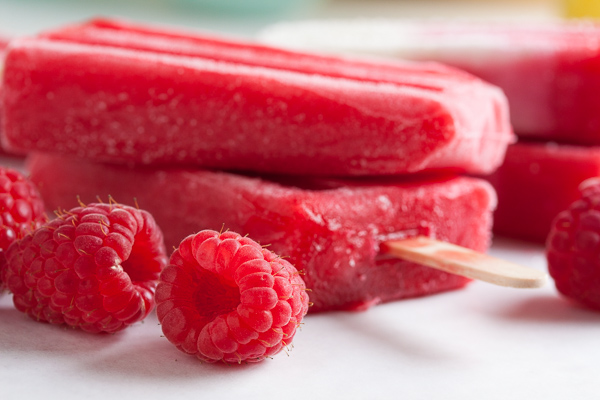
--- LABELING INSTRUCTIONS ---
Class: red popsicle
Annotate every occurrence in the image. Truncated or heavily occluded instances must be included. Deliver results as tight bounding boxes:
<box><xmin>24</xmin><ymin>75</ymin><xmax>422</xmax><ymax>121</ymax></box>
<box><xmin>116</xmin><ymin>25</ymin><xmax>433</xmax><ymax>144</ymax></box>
<box><xmin>28</xmin><ymin>153</ymin><xmax>498</xmax><ymax>312</ymax></box>
<box><xmin>259</xmin><ymin>20</ymin><xmax>600</xmax><ymax>144</ymax></box>
<box><xmin>1</xmin><ymin>19</ymin><xmax>512</xmax><ymax>176</ymax></box>
<box><xmin>0</xmin><ymin>36</ymin><xmax>11</xmax><ymax>154</ymax></box>
<box><xmin>487</xmin><ymin>141</ymin><xmax>600</xmax><ymax>242</ymax></box>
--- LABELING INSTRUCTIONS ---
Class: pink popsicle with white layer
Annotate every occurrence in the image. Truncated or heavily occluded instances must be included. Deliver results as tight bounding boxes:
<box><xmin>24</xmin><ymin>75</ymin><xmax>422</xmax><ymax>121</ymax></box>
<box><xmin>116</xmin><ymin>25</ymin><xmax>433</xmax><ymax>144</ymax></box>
<box><xmin>28</xmin><ymin>153</ymin><xmax>497</xmax><ymax>312</ymax></box>
<box><xmin>1</xmin><ymin>18</ymin><xmax>512</xmax><ymax>176</ymax></box>
<box><xmin>259</xmin><ymin>20</ymin><xmax>600</xmax><ymax>144</ymax></box>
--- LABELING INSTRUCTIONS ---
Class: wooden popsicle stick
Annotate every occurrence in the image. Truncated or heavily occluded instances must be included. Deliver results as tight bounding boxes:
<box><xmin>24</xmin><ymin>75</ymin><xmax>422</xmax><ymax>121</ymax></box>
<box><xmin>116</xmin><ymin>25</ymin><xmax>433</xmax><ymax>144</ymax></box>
<box><xmin>381</xmin><ymin>236</ymin><xmax>548</xmax><ymax>289</ymax></box>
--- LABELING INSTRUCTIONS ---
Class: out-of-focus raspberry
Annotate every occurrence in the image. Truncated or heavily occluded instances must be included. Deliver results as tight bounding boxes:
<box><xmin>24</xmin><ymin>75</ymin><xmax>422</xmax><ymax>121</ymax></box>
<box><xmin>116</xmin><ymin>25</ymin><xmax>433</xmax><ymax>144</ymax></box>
<box><xmin>547</xmin><ymin>177</ymin><xmax>600</xmax><ymax>310</ymax></box>
<box><xmin>0</xmin><ymin>167</ymin><xmax>47</xmax><ymax>289</ymax></box>
<box><xmin>0</xmin><ymin>167</ymin><xmax>46</xmax><ymax>249</ymax></box>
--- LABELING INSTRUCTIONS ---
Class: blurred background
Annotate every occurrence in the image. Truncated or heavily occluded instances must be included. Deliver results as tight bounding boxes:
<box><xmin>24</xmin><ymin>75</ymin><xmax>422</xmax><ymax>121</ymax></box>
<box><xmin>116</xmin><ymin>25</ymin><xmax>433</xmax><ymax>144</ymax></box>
<box><xmin>0</xmin><ymin>0</ymin><xmax>591</xmax><ymax>38</ymax></box>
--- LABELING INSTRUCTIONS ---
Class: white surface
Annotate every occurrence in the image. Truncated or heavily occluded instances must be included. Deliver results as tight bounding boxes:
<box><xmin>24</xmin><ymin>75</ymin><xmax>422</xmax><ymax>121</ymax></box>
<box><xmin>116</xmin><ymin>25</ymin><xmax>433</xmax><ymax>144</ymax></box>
<box><xmin>1</xmin><ymin>1</ymin><xmax>595</xmax><ymax>399</ymax></box>
<box><xmin>2</xmin><ymin>238</ymin><xmax>598</xmax><ymax>400</ymax></box>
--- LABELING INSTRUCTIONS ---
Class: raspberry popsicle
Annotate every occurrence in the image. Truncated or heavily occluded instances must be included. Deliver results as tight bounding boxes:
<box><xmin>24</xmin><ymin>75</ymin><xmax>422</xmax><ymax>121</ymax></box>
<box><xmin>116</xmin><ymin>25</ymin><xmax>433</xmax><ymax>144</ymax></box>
<box><xmin>259</xmin><ymin>20</ymin><xmax>600</xmax><ymax>144</ymax></box>
<box><xmin>1</xmin><ymin>19</ymin><xmax>512</xmax><ymax>176</ymax></box>
<box><xmin>0</xmin><ymin>36</ymin><xmax>11</xmax><ymax>151</ymax></box>
<box><xmin>487</xmin><ymin>141</ymin><xmax>600</xmax><ymax>243</ymax></box>
<box><xmin>28</xmin><ymin>153</ymin><xmax>498</xmax><ymax>312</ymax></box>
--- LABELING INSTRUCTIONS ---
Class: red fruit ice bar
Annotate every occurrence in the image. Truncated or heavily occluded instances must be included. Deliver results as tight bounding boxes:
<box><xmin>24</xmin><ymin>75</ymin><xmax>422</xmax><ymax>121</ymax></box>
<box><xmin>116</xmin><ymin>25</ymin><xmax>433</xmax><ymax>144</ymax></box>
<box><xmin>0</xmin><ymin>36</ymin><xmax>10</xmax><ymax>151</ymax></box>
<box><xmin>1</xmin><ymin>18</ymin><xmax>512</xmax><ymax>176</ymax></box>
<box><xmin>259</xmin><ymin>20</ymin><xmax>600</xmax><ymax>144</ymax></box>
<box><xmin>28</xmin><ymin>153</ymin><xmax>497</xmax><ymax>312</ymax></box>
<box><xmin>486</xmin><ymin>141</ymin><xmax>600</xmax><ymax>242</ymax></box>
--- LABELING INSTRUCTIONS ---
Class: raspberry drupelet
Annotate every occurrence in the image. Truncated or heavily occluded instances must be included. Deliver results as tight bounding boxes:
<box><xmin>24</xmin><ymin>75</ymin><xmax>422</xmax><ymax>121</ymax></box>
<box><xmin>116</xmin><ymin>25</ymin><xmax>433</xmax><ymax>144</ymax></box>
<box><xmin>1</xmin><ymin>202</ymin><xmax>167</xmax><ymax>333</ymax></box>
<box><xmin>547</xmin><ymin>177</ymin><xmax>600</xmax><ymax>310</ymax></box>
<box><xmin>156</xmin><ymin>230</ymin><xmax>310</xmax><ymax>364</ymax></box>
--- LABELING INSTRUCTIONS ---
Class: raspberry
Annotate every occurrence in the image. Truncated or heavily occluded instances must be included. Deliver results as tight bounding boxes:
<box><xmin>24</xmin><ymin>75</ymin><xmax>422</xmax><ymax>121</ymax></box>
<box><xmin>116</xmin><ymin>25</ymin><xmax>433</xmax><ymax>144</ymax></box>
<box><xmin>547</xmin><ymin>177</ymin><xmax>600</xmax><ymax>310</ymax></box>
<box><xmin>0</xmin><ymin>167</ymin><xmax>46</xmax><ymax>250</ymax></box>
<box><xmin>156</xmin><ymin>229</ymin><xmax>309</xmax><ymax>364</ymax></box>
<box><xmin>0</xmin><ymin>167</ymin><xmax>47</xmax><ymax>290</ymax></box>
<box><xmin>1</xmin><ymin>201</ymin><xmax>167</xmax><ymax>333</ymax></box>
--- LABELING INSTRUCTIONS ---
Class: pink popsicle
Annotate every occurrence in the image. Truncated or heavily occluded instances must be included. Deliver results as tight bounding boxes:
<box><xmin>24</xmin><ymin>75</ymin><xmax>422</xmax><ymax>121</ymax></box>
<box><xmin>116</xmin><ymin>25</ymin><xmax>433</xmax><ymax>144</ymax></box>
<box><xmin>487</xmin><ymin>141</ymin><xmax>600</xmax><ymax>242</ymax></box>
<box><xmin>1</xmin><ymin>19</ymin><xmax>512</xmax><ymax>176</ymax></box>
<box><xmin>27</xmin><ymin>153</ymin><xmax>497</xmax><ymax>312</ymax></box>
<box><xmin>259</xmin><ymin>20</ymin><xmax>600</xmax><ymax>144</ymax></box>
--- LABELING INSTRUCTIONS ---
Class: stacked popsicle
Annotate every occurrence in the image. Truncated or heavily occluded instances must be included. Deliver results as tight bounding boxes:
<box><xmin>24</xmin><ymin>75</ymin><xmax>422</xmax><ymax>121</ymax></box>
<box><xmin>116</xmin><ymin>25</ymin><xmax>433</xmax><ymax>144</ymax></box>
<box><xmin>1</xmin><ymin>18</ymin><xmax>517</xmax><ymax>311</ymax></box>
<box><xmin>259</xmin><ymin>20</ymin><xmax>600</xmax><ymax>242</ymax></box>
<box><xmin>0</xmin><ymin>36</ymin><xmax>11</xmax><ymax>149</ymax></box>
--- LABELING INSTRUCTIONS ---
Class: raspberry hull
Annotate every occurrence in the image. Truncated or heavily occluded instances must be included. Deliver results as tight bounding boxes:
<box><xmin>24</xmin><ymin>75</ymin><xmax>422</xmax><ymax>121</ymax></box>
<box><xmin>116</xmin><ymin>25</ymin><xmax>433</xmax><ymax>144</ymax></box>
<box><xmin>547</xmin><ymin>178</ymin><xmax>600</xmax><ymax>310</ymax></box>
<box><xmin>1</xmin><ymin>202</ymin><xmax>167</xmax><ymax>333</ymax></box>
<box><xmin>156</xmin><ymin>230</ymin><xmax>309</xmax><ymax>363</ymax></box>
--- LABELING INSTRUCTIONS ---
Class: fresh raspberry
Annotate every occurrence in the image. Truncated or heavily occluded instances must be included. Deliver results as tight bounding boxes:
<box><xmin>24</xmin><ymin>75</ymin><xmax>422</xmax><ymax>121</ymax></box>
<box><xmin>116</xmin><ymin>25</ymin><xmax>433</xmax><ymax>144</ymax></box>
<box><xmin>547</xmin><ymin>177</ymin><xmax>600</xmax><ymax>310</ymax></box>
<box><xmin>0</xmin><ymin>167</ymin><xmax>47</xmax><ymax>289</ymax></box>
<box><xmin>156</xmin><ymin>230</ymin><xmax>309</xmax><ymax>364</ymax></box>
<box><xmin>1</xmin><ymin>201</ymin><xmax>167</xmax><ymax>333</ymax></box>
<box><xmin>0</xmin><ymin>167</ymin><xmax>46</xmax><ymax>251</ymax></box>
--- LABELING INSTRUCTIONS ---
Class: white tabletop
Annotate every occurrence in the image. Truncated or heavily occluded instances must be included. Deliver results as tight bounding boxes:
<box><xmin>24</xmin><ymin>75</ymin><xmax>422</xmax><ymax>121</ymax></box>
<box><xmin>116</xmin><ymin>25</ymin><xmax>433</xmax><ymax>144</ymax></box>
<box><xmin>1</xmin><ymin>1</ymin><xmax>597</xmax><ymax>399</ymax></box>
<box><xmin>2</xmin><ymin>238</ymin><xmax>597</xmax><ymax>400</ymax></box>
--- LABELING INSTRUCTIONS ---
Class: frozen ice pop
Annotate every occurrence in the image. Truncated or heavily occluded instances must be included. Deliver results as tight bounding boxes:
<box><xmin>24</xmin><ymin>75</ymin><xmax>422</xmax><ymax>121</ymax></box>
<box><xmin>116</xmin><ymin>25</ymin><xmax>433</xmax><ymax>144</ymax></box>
<box><xmin>259</xmin><ymin>20</ymin><xmax>600</xmax><ymax>144</ymax></box>
<box><xmin>1</xmin><ymin>19</ymin><xmax>512</xmax><ymax>176</ymax></box>
<box><xmin>0</xmin><ymin>36</ymin><xmax>10</xmax><ymax>150</ymax></box>
<box><xmin>486</xmin><ymin>141</ymin><xmax>600</xmax><ymax>243</ymax></box>
<box><xmin>28</xmin><ymin>153</ymin><xmax>497</xmax><ymax>312</ymax></box>
<box><xmin>0</xmin><ymin>36</ymin><xmax>8</xmax><ymax>62</ymax></box>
